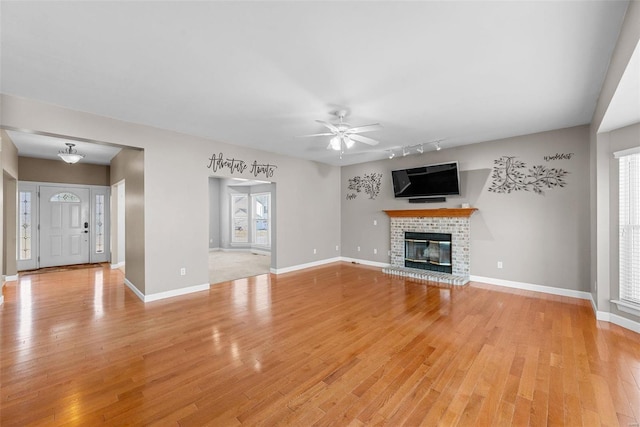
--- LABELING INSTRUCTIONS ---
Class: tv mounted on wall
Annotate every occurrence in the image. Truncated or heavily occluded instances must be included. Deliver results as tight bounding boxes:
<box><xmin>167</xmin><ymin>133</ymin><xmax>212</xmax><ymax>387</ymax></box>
<box><xmin>391</xmin><ymin>161</ymin><xmax>461</xmax><ymax>199</ymax></box>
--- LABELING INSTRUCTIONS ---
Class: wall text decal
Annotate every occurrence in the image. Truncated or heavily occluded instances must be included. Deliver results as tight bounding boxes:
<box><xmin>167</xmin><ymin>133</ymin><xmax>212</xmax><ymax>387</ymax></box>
<box><xmin>207</xmin><ymin>152</ymin><xmax>278</xmax><ymax>178</ymax></box>
<box><xmin>488</xmin><ymin>156</ymin><xmax>568</xmax><ymax>195</ymax></box>
<box><xmin>347</xmin><ymin>173</ymin><xmax>383</xmax><ymax>200</ymax></box>
<box><xmin>544</xmin><ymin>152</ymin><xmax>574</xmax><ymax>162</ymax></box>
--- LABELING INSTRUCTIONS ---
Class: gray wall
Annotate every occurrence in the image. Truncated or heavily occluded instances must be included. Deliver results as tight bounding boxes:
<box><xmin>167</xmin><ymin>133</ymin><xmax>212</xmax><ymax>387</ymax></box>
<box><xmin>2</xmin><ymin>94</ymin><xmax>340</xmax><ymax>296</ymax></box>
<box><xmin>18</xmin><ymin>156</ymin><xmax>110</xmax><ymax>186</ymax></box>
<box><xmin>590</xmin><ymin>0</ymin><xmax>640</xmax><ymax>315</ymax></box>
<box><xmin>341</xmin><ymin>125</ymin><xmax>590</xmax><ymax>291</ymax></box>
<box><xmin>209</xmin><ymin>177</ymin><xmax>221</xmax><ymax>249</ymax></box>
<box><xmin>1</xmin><ymin>131</ymin><xmax>19</xmax><ymax>287</ymax></box>
<box><xmin>110</xmin><ymin>148</ymin><xmax>145</xmax><ymax>294</ymax></box>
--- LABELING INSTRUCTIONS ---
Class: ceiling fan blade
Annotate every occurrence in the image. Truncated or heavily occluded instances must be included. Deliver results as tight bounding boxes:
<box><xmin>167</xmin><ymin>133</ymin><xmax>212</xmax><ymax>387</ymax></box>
<box><xmin>297</xmin><ymin>132</ymin><xmax>335</xmax><ymax>138</ymax></box>
<box><xmin>316</xmin><ymin>120</ymin><xmax>339</xmax><ymax>133</ymax></box>
<box><xmin>346</xmin><ymin>123</ymin><xmax>382</xmax><ymax>134</ymax></box>
<box><xmin>349</xmin><ymin>134</ymin><xmax>379</xmax><ymax>146</ymax></box>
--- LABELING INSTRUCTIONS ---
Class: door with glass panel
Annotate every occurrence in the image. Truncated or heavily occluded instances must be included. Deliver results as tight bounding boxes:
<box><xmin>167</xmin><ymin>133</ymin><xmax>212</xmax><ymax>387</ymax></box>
<box><xmin>39</xmin><ymin>186</ymin><xmax>90</xmax><ymax>267</ymax></box>
<box><xmin>17</xmin><ymin>183</ymin><xmax>110</xmax><ymax>270</ymax></box>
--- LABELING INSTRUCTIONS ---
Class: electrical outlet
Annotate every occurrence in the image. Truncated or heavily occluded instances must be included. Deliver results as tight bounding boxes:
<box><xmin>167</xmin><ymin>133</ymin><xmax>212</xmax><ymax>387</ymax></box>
<box><xmin>180</xmin><ymin>267</ymin><xmax>186</xmax><ymax>276</ymax></box>
<box><xmin>497</xmin><ymin>262</ymin><xmax>503</xmax><ymax>269</ymax></box>
<box><xmin>373</xmin><ymin>220</ymin><xmax>377</xmax><ymax>226</ymax></box>
<box><xmin>336</xmin><ymin>245</ymin><xmax>339</xmax><ymax>251</ymax></box>
<box><xmin>374</xmin><ymin>248</ymin><xmax>377</xmax><ymax>254</ymax></box>
<box><xmin>357</xmin><ymin>246</ymin><xmax>361</xmax><ymax>252</ymax></box>
<box><xmin>313</xmin><ymin>248</ymin><xmax>317</xmax><ymax>254</ymax></box>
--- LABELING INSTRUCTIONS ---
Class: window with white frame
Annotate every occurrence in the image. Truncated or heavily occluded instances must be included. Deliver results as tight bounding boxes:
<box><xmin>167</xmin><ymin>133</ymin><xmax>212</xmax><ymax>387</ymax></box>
<box><xmin>252</xmin><ymin>193</ymin><xmax>270</xmax><ymax>246</ymax></box>
<box><xmin>619</xmin><ymin>151</ymin><xmax>640</xmax><ymax>306</ymax></box>
<box><xmin>231</xmin><ymin>194</ymin><xmax>249</xmax><ymax>243</ymax></box>
<box><xmin>18</xmin><ymin>191</ymin><xmax>33</xmax><ymax>261</ymax></box>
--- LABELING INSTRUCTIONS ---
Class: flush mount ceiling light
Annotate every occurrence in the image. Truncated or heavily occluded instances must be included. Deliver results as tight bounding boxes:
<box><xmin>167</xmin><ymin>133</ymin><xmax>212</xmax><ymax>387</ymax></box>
<box><xmin>434</xmin><ymin>141</ymin><xmax>442</xmax><ymax>151</ymax></box>
<box><xmin>58</xmin><ymin>143</ymin><xmax>85</xmax><ymax>164</ymax></box>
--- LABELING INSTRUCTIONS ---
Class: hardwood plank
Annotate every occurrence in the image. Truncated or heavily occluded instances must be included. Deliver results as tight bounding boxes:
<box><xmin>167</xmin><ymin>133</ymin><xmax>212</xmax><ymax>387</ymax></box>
<box><xmin>1</xmin><ymin>262</ymin><xmax>639</xmax><ymax>426</ymax></box>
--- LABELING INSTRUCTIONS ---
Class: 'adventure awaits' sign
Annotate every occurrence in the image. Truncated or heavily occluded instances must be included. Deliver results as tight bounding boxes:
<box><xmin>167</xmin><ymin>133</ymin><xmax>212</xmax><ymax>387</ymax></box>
<box><xmin>207</xmin><ymin>152</ymin><xmax>278</xmax><ymax>178</ymax></box>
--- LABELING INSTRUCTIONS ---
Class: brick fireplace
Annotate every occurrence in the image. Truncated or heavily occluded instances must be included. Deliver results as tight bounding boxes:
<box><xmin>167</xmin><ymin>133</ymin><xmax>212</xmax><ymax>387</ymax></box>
<box><xmin>383</xmin><ymin>208</ymin><xmax>477</xmax><ymax>285</ymax></box>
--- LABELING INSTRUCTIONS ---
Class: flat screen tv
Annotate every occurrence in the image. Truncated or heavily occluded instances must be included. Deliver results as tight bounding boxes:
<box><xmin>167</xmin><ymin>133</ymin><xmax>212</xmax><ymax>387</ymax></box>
<box><xmin>391</xmin><ymin>161</ymin><xmax>460</xmax><ymax>198</ymax></box>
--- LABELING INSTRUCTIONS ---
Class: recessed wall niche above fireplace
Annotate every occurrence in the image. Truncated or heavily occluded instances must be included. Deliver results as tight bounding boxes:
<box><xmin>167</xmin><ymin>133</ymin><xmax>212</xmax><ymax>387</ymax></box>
<box><xmin>383</xmin><ymin>208</ymin><xmax>477</xmax><ymax>285</ymax></box>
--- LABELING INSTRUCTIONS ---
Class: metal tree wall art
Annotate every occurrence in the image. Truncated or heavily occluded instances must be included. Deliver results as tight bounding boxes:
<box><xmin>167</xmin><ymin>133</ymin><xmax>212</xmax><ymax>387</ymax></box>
<box><xmin>347</xmin><ymin>173</ymin><xmax>383</xmax><ymax>200</ymax></box>
<box><xmin>489</xmin><ymin>156</ymin><xmax>568</xmax><ymax>195</ymax></box>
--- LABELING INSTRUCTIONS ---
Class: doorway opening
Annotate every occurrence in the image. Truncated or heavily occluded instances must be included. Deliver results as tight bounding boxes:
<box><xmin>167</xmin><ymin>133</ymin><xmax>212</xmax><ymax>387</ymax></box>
<box><xmin>208</xmin><ymin>177</ymin><xmax>275</xmax><ymax>284</ymax></box>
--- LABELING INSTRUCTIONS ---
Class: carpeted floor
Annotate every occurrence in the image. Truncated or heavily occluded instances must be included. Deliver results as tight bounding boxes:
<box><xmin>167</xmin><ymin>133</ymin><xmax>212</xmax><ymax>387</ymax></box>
<box><xmin>209</xmin><ymin>251</ymin><xmax>271</xmax><ymax>284</ymax></box>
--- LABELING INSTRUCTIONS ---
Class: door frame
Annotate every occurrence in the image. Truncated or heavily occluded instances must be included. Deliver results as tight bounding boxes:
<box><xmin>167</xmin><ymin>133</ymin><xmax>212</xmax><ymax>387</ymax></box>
<box><xmin>17</xmin><ymin>181</ymin><xmax>111</xmax><ymax>271</ymax></box>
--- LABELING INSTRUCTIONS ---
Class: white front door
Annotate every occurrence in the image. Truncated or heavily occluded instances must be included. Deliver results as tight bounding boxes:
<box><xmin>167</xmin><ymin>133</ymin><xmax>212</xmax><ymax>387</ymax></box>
<box><xmin>39</xmin><ymin>186</ymin><xmax>90</xmax><ymax>268</ymax></box>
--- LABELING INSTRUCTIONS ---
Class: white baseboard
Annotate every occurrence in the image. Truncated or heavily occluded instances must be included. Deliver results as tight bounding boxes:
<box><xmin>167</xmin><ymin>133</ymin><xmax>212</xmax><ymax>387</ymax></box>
<box><xmin>209</xmin><ymin>247</ymin><xmax>221</xmax><ymax>252</ymax></box>
<box><xmin>4</xmin><ymin>274</ymin><xmax>18</xmax><ymax>282</ymax></box>
<box><xmin>124</xmin><ymin>277</ymin><xmax>210</xmax><ymax>303</ymax></box>
<box><xmin>271</xmin><ymin>257</ymin><xmax>342</xmax><ymax>274</ymax></box>
<box><xmin>471</xmin><ymin>275</ymin><xmax>640</xmax><ymax>335</ymax></box>
<box><xmin>143</xmin><ymin>283</ymin><xmax>210</xmax><ymax>303</ymax></box>
<box><xmin>270</xmin><ymin>256</ymin><xmax>389</xmax><ymax>275</ymax></box>
<box><xmin>340</xmin><ymin>257</ymin><xmax>391</xmax><ymax>268</ymax></box>
<box><xmin>110</xmin><ymin>262</ymin><xmax>125</xmax><ymax>269</ymax></box>
<box><xmin>469</xmin><ymin>275</ymin><xmax>592</xmax><ymax>300</ymax></box>
<box><xmin>124</xmin><ymin>278</ymin><xmax>145</xmax><ymax>301</ymax></box>
<box><xmin>595</xmin><ymin>310</ymin><xmax>640</xmax><ymax>334</ymax></box>
<box><xmin>251</xmin><ymin>248</ymin><xmax>271</xmax><ymax>256</ymax></box>
<box><xmin>0</xmin><ymin>295</ymin><xmax>3</xmax><ymax>305</ymax></box>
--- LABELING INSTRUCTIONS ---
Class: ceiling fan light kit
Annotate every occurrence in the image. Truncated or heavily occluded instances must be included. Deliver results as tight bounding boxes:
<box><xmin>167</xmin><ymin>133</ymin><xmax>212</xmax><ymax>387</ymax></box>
<box><xmin>301</xmin><ymin>109</ymin><xmax>382</xmax><ymax>157</ymax></box>
<box><xmin>57</xmin><ymin>142</ymin><xmax>85</xmax><ymax>164</ymax></box>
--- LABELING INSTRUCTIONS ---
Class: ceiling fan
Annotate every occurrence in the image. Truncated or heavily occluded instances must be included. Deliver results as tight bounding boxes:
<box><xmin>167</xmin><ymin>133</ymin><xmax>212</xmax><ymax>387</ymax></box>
<box><xmin>301</xmin><ymin>110</ymin><xmax>382</xmax><ymax>153</ymax></box>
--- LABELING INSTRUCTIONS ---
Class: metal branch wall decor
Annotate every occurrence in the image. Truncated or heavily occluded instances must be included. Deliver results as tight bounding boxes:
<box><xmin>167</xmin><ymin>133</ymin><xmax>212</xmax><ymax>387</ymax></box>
<box><xmin>347</xmin><ymin>173</ymin><xmax>383</xmax><ymax>200</ymax></box>
<box><xmin>489</xmin><ymin>156</ymin><xmax>569</xmax><ymax>195</ymax></box>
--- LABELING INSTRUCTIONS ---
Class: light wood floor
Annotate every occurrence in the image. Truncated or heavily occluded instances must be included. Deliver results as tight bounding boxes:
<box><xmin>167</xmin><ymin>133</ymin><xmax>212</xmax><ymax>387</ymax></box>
<box><xmin>2</xmin><ymin>263</ymin><xmax>640</xmax><ymax>426</ymax></box>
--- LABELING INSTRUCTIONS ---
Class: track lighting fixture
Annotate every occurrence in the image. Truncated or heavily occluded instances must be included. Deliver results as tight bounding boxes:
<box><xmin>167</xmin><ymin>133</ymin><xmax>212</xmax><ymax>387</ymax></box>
<box><xmin>386</xmin><ymin>139</ymin><xmax>444</xmax><ymax>160</ymax></box>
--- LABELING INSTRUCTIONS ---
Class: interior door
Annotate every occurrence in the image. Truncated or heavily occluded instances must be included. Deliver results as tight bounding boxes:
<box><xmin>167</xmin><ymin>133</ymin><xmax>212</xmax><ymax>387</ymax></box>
<box><xmin>39</xmin><ymin>186</ymin><xmax>90</xmax><ymax>268</ymax></box>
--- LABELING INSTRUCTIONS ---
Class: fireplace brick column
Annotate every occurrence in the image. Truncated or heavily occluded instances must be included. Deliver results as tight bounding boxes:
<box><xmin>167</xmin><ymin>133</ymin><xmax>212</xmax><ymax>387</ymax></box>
<box><xmin>384</xmin><ymin>209</ymin><xmax>477</xmax><ymax>281</ymax></box>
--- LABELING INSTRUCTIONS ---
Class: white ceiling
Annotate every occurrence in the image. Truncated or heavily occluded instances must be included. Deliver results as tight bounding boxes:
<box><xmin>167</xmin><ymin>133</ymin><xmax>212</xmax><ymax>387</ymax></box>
<box><xmin>599</xmin><ymin>39</ymin><xmax>640</xmax><ymax>133</ymax></box>
<box><xmin>0</xmin><ymin>1</ymin><xmax>631</xmax><ymax>166</ymax></box>
<box><xmin>5</xmin><ymin>131</ymin><xmax>122</xmax><ymax>166</ymax></box>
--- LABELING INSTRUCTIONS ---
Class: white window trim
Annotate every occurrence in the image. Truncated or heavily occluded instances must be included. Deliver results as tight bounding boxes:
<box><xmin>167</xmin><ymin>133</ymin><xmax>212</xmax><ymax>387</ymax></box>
<box><xmin>251</xmin><ymin>192</ymin><xmax>271</xmax><ymax>249</ymax></box>
<box><xmin>611</xmin><ymin>299</ymin><xmax>640</xmax><ymax>317</ymax></box>
<box><xmin>616</xmin><ymin>150</ymin><xmax>640</xmax><ymax>313</ymax></box>
<box><xmin>614</xmin><ymin>146</ymin><xmax>640</xmax><ymax>158</ymax></box>
<box><xmin>230</xmin><ymin>193</ymin><xmax>249</xmax><ymax>244</ymax></box>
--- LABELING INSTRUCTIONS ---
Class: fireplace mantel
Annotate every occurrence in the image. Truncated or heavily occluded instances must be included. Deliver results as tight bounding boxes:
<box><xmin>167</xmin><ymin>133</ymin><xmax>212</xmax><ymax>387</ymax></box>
<box><xmin>383</xmin><ymin>208</ymin><xmax>478</xmax><ymax>218</ymax></box>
